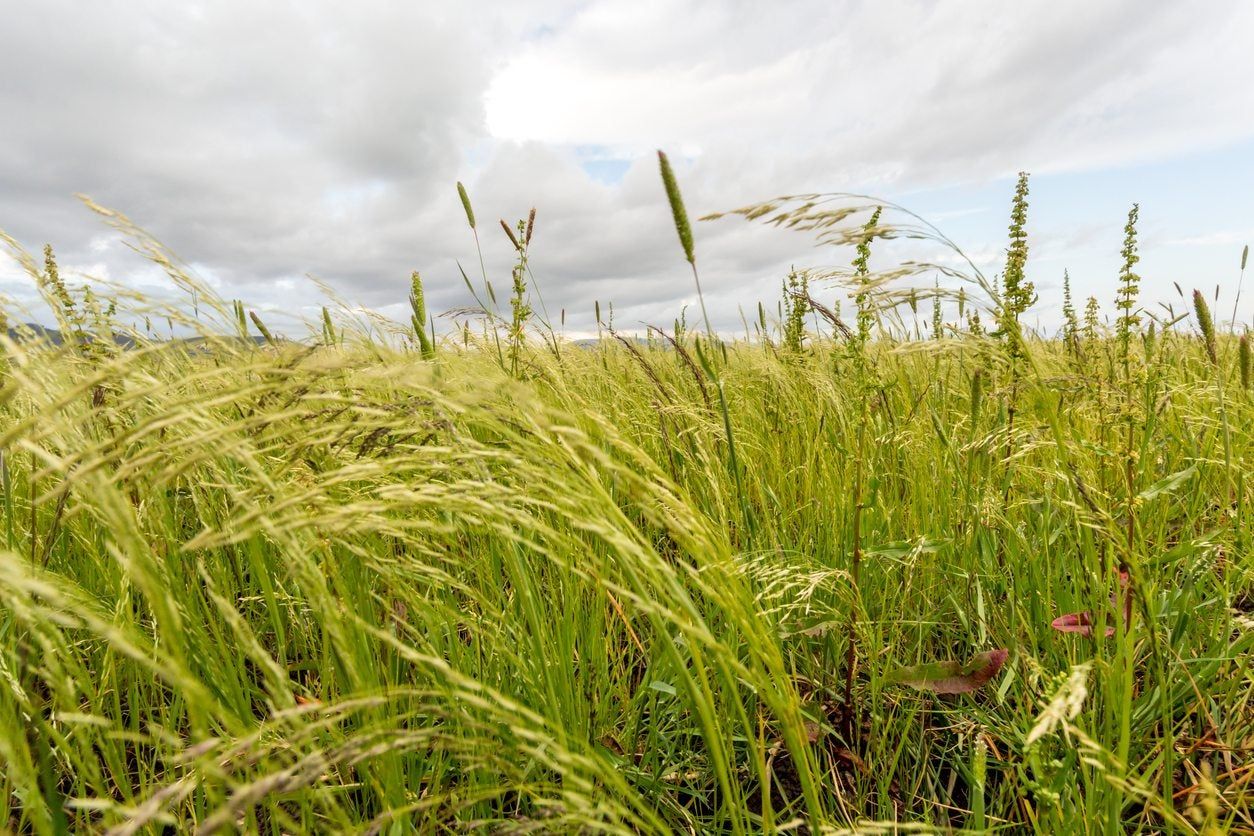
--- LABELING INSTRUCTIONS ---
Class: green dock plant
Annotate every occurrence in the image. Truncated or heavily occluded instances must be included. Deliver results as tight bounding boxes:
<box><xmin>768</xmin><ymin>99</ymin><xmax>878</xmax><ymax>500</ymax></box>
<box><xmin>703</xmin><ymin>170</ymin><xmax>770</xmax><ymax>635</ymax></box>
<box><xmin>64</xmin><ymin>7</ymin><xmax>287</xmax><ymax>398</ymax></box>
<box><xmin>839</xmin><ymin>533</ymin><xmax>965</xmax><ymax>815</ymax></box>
<box><xmin>841</xmin><ymin>205</ymin><xmax>882</xmax><ymax>735</ymax></box>
<box><xmin>504</xmin><ymin>218</ymin><xmax>532</xmax><ymax>377</ymax></box>
<box><xmin>781</xmin><ymin>268</ymin><xmax>808</xmax><ymax>354</ymax></box>
<box><xmin>996</xmin><ymin>172</ymin><xmax>1036</xmax><ymax>361</ymax></box>
<box><xmin>1110</xmin><ymin>205</ymin><xmax>1146</xmax><ymax>829</ymax></box>
<box><xmin>1084</xmin><ymin>295</ymin><xmax>1101</xmax><ymax>342</ymax></box>
<box><xmin>994</xmin><ymin>174</ymin><xmax>1035</xmax><ymax>567</ymax></box>
<box><xmin>1062</xmin><ymin>269</ymin><xmax>1081</xmax><ymax>358</ymax></box>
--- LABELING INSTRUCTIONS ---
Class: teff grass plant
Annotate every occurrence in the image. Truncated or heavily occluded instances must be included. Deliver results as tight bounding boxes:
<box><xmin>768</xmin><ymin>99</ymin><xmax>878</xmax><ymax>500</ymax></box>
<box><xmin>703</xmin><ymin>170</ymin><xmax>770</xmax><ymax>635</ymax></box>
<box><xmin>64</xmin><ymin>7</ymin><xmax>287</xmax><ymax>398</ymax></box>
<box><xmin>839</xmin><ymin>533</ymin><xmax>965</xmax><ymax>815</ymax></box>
<box><xmin>0</xmin><ymin>174</ymin><xmax>1251</xmax><ymax>835</ymax></box>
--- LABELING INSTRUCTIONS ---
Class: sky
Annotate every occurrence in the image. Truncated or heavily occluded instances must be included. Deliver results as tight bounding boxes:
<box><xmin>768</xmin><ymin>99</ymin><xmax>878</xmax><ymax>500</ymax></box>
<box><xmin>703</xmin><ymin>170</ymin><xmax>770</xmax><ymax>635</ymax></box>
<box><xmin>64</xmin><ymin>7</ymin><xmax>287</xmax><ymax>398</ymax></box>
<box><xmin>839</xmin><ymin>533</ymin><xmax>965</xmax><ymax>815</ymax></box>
<box><xmin>1</xmin><ymin>0</ymin><xmax>1252</xmax><ymax>338</ymax></box>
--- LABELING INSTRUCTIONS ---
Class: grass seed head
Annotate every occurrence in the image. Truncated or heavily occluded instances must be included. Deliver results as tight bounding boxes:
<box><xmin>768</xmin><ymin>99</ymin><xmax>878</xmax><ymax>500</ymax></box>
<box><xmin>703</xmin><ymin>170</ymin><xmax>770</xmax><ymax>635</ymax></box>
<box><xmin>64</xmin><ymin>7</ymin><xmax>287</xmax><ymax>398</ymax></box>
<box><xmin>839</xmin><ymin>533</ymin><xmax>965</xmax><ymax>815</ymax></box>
<box><xmin>1193</xmin><ymin>288</ymin><xmax>1218</xmax><ymax>366</ymax></box>
<box><xmin>500</xmin><ymin>219</ymin><xmax>522</xmax><ymax>252</ymax></box>
<box><xmin>456</xmin><ymin>181</ymin><xmax>476</xmax><ymax>230</ymax></box>
<box><xmin>657</xmin><ymin>150</ymin><xmax>694</xmax><ymax>264</ymax></box>
<box><xmin>321</xmin><ymin>306</ymin><xmax>336</xmax><ymax>346</ymax></box>
<box><xmin>409</xmin><ymin>271</ymin><xmax>435</xmax><ymax>359</ymax></box>
<box><xmin>248</xmin><ymin>310</ymin><xmax>276</xmax><ymax>346</ymax></box>
<box><xmin>969</xmin><ymin>368</ymin><xmax>984</xmax><ymax>425</ymax></box>
<box><xmin>1240</xmin><ymin>333</ymin><xmax>1251</xmax><ymax>390</ymax></box>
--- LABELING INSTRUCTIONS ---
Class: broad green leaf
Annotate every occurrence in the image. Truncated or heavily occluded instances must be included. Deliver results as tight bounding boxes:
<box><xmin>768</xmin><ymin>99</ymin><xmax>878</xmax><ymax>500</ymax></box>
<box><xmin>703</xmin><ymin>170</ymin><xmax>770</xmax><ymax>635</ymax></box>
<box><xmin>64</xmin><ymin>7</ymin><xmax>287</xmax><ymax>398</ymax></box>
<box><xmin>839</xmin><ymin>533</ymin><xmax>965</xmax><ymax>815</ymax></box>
<box><xmin>1137</xmin><ymin>465</ymin><xmax>1197</xmax><ymax>501</ymax></box>
<box><xmin>865</xmin><ymin>538</ymin><xmax>944</xmax><ymax>560</ymax></box>
<box><xmin>886</xmin><ymin>649</ymin><xmax>1008</xmax><ymax>694</ymax></box>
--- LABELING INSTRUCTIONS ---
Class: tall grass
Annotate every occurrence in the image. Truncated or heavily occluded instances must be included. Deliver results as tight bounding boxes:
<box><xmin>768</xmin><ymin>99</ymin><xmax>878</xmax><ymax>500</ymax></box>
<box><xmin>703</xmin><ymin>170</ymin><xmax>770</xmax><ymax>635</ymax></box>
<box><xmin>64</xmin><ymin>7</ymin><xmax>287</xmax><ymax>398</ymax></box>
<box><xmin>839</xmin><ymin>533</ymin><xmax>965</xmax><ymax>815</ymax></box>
<box><xmin>0</xmin><ymin>180</ymin><xmax>1250</xmax><ymax>834</ymax></box>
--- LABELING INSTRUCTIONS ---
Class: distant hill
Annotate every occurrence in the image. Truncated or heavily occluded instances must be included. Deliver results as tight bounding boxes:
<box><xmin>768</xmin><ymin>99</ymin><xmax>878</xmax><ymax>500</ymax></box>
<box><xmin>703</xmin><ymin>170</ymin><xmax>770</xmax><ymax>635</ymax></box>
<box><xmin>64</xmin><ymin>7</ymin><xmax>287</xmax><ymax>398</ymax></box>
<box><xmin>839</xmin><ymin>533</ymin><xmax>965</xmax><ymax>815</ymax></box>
<box><xmin>7</xmin><ymin>323</ymin><xmax>67</xmax><ymax>345</ymax></box>
<box><xmin>7</xmin><ymin>323</ymin><xmax>138</xmax><ymax>348</ymax></box>
<box><xmin>6</xmin><ymin>323</ymin><xmax>268</xmax><ymax>349</ymax></box>
<box><xmin>573</xmin><ymin>335</ymin><xmax>655</xmax><ymax>349</ymax></box>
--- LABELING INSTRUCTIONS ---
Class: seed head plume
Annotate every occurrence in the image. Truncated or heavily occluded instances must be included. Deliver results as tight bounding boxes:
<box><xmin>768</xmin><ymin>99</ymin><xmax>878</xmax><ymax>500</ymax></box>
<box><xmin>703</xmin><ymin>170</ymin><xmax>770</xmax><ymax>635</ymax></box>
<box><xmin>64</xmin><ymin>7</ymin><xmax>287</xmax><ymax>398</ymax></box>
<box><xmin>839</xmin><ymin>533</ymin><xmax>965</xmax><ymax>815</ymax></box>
<box><xmin>658</xmin><ymin>151</ymin><xmax>694</xmax><ymax>266</ymax></box>
<box><xmin>248</xmin><ymin>310</ymin><xmax>276</xmax><ymax>347</ymax></box>
<box><xmin>456</xmin><ymin>181</ymin><xmax>476</xmax><ymax>230</ymax></box>
<box><xmin>410</xmin><ymin>271</ymin><xmax>435</xmax><ymax>360</ymax></box>
<box><xmin>321</xmin><ymin>306</ymin><xmax>336</xmax><ymax>347</ymax></box>
<box><xmin>657</xmin><ymin>149</ymin><xmax>712</xmax><ymax>338</ymax></box>
<box><xmin>969</xmin><ymin>368</ymin><xmax>984</xmax><ymax>427</ymax></box>
<box><xmin>1239</xmin><ymin>333</ymin><xmax>1251</xmax><ymax>391</ymax></box>
<box><xmin>1234</xmin><ymin>243</ymin><xmax>1249</xmax><ymax>332</ymax></box>
<box><xmin>500</xmin><ymin>219</ymin><xmax>522</xmax><ymax>252</ymax></box>
<box><xmin>1193</xmin><ymin>289</ymin><xmax>1217</xmax><ymax>366</ymax></box>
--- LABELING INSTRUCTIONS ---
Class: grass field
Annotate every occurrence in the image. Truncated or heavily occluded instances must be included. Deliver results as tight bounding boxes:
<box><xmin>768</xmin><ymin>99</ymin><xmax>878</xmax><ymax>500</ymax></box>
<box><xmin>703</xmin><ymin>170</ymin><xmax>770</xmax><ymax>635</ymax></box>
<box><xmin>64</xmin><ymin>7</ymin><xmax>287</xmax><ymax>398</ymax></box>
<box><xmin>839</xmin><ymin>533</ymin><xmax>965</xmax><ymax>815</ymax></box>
<box><xmin>0</xmin><ymin>166</ymin><xmax>1251</xmax><ymax>833</ymax></box>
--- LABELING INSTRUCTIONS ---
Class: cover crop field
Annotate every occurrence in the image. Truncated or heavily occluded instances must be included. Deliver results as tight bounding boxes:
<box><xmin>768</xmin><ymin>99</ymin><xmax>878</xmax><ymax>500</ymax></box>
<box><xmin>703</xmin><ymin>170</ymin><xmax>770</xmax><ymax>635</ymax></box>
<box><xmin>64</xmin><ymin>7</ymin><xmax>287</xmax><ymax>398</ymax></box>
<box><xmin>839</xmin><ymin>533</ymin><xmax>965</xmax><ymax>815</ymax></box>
<box><xmin>0</xmin><ymin>162</ymin><xmax>1250</xmax><ymax>833</ymax></box>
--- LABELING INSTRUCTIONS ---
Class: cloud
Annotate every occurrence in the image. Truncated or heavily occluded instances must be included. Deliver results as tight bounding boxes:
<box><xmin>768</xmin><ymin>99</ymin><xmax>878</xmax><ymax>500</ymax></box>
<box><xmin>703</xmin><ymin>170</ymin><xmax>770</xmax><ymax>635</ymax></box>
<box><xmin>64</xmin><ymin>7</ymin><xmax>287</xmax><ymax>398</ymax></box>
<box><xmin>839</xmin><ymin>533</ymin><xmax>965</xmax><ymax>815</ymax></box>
<box><xmin>1</xmin><ymin>1</ymin><xmax>1252</xmax><ymax>335</ymax></box>
<box><xmin>487</xmin><ymin>1</ymin><xmax>1254</xmax><ymax>179</ymax></box>
<box><xmin>0</xmin><ymin>0</ymin><xmax>491</xmax><ymax>323</ymax></box>
<box><xmin>479</xmin><ymin>0</ymin><xmax>1254</xmax><ymax>330</ymax></box>
<box><xmin>1164</xmin><ymin>231</ymin><xmax>1254</xmax><ymax>248</ymax></box>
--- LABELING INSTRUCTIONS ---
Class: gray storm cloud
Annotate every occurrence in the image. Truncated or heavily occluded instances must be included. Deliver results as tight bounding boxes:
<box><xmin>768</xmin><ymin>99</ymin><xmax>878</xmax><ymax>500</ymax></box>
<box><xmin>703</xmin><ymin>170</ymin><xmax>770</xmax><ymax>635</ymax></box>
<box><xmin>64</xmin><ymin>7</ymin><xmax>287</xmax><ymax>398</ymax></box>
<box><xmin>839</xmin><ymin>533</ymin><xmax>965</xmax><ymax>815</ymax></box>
<box><xmin>2</xmin><ymin>0</ymin><xmax>1252</xmax><ymax>335</ymax></box>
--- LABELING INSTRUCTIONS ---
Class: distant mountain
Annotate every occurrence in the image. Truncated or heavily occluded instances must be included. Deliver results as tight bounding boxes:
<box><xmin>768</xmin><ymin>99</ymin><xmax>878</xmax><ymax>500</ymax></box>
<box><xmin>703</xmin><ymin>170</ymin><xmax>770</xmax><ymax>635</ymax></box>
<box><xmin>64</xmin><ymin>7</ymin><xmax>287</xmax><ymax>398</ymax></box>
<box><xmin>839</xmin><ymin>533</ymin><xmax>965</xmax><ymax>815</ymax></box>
<box><xmin>5</xmin><ymin>323</ymin><xmax>268</xmax><ymax>349</ymax></box>
<box><xmin>573</xmin><ymin>335</ymin><xmax>654</xmax><ymax>349</ymax></box>
<box><xmin>7</xmin><ymin>323</ymin><xmax>66</xmax><ymax>344</ymax></box>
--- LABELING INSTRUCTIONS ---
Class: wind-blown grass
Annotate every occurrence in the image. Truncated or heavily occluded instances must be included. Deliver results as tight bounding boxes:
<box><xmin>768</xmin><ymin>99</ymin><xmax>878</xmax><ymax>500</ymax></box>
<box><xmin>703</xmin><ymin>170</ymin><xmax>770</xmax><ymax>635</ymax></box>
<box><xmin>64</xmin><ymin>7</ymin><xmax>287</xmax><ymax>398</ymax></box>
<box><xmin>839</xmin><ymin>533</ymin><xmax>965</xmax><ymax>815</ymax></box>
<box><xmin>0</xmin><ymin>188</ymin><xmax>1251</xmax><ymax>833</ymax></box>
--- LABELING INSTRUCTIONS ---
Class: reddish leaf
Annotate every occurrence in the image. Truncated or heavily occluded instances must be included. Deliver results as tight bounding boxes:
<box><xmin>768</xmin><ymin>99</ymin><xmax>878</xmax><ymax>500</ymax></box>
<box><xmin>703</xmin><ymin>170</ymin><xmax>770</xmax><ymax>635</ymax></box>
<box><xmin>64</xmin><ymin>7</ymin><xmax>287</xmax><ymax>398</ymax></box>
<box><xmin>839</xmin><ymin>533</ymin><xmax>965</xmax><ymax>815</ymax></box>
<box><xmin>1051</xmin><ymin>571</ymin><xmax>1131</xmax><ymax>637</ymax></box>
<box><xmin>886</xmin><ymin>649</ymin><xmax>1008</xmax><ymax>694</ymax></box>
<box><xmin>1050</xmin><ymin>611</ymin><xmax>1115</xmax><ymax>638</ymax></box>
